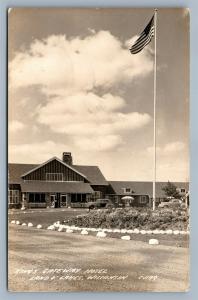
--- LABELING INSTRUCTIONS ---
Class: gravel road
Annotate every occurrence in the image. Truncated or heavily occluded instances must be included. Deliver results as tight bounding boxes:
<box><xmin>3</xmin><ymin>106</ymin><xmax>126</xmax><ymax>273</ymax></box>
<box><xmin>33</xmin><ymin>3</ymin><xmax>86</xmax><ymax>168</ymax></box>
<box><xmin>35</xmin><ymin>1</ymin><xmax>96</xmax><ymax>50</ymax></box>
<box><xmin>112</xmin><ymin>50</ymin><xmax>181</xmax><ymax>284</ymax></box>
<box><xmin>8</xmin><ymin>225</ymin><xmax>189</xmax><ymax>292</ymax></box>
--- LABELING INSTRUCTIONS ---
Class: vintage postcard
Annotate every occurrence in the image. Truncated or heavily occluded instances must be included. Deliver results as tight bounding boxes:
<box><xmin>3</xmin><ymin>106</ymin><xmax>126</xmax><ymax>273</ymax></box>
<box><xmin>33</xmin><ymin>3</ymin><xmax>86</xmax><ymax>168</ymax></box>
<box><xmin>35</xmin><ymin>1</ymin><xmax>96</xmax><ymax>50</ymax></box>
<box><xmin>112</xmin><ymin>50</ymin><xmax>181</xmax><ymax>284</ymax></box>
<box><xmin>8</xmin><ymin>7</ymin><xmax>190</xmax><ymax>292</ymax></box>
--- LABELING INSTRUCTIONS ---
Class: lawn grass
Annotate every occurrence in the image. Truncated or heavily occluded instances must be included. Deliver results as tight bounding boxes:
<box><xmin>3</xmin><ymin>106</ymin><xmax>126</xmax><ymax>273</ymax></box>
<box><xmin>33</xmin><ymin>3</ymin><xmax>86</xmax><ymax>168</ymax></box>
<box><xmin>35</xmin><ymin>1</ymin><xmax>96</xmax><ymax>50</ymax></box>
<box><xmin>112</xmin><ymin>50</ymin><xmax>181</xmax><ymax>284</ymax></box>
<box><xmin>8</xmin><ymin>208</ymin><xmax>189</xmax><ymax>248</ymax></box>
<box><xmin>8</xmin><ymin>208</ymin><xmax>87</xmax><ymax>227</ymax></box>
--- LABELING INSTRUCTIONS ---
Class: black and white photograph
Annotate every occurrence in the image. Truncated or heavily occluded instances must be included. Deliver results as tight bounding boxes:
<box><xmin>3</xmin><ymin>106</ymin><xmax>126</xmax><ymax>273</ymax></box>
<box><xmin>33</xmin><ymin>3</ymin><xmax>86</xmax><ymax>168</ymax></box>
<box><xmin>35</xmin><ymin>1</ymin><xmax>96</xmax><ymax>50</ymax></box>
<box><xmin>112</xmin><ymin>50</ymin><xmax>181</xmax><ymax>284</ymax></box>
<box><xmin>8</xmin><ymin>7</ymin><xmax>190</xmax><ymax>292</ymax></box>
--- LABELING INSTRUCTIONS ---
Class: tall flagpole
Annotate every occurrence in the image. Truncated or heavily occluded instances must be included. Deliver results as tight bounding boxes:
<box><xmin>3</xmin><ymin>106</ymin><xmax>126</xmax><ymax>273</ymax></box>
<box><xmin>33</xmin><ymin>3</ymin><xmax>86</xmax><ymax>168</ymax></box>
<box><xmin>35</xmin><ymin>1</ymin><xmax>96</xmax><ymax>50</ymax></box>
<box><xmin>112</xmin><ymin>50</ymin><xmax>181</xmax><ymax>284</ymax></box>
<box><xmin>153</xmin><ymin>9</ymin><xmax>157</xmax><ymax>211</ymax></box>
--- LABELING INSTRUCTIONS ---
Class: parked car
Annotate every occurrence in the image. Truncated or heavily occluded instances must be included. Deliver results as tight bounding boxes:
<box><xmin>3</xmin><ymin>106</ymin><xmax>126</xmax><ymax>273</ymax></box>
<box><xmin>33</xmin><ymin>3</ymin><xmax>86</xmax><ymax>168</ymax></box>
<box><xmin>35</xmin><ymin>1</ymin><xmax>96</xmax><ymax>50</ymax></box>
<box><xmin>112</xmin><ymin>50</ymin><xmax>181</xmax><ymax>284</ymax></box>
<box><xmin>158</xmin><ymin>198</ymin><xmax>182</xmax><ymax>208</ymax></box>
<box><xmin>85</xmin><ymin>199</ymin><xmax>115</xmax><ymax>210</ymax></box>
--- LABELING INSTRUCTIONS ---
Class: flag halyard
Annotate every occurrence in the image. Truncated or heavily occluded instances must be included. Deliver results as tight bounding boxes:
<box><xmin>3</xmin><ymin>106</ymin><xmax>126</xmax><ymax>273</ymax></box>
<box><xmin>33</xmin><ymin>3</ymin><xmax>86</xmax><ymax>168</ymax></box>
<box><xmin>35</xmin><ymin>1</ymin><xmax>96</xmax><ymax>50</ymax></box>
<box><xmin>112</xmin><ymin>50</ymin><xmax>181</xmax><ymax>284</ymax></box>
<box><xmin>130</xmin><ymin>15</ymin><xmax>154</xmax><ymax>54</ymax></box>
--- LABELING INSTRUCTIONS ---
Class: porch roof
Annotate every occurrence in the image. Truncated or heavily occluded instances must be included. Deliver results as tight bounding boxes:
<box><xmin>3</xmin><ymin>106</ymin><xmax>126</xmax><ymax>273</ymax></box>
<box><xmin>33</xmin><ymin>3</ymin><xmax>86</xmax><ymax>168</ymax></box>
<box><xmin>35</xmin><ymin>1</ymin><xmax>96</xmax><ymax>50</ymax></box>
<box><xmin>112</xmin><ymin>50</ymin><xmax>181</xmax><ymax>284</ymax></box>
<box><xmin>21</xmin><ymin>181</ymin><xmax>94</xmax><ymax>194</ymax></box>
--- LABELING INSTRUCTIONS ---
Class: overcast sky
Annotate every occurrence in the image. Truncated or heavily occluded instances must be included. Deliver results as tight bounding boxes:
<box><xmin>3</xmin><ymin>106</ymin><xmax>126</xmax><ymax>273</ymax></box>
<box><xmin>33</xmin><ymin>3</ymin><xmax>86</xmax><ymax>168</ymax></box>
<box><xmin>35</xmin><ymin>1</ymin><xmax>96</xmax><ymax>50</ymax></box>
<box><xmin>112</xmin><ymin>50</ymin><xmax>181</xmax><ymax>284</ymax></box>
<box><xmin>8</xmin><ymin>8</ymin><xmax>189</xmax><ymax>182</ymax></box>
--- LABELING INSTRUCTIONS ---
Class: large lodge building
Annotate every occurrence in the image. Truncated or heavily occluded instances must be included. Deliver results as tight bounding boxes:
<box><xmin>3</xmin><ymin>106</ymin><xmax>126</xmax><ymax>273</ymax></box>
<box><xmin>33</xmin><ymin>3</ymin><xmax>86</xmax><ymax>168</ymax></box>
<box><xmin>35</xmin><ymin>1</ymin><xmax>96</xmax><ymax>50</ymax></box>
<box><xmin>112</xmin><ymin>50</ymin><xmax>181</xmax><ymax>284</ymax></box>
<box><xmin>8</xmin><ymin>152</ymin><xmax>189</xmax><ymax>209</ymax></box>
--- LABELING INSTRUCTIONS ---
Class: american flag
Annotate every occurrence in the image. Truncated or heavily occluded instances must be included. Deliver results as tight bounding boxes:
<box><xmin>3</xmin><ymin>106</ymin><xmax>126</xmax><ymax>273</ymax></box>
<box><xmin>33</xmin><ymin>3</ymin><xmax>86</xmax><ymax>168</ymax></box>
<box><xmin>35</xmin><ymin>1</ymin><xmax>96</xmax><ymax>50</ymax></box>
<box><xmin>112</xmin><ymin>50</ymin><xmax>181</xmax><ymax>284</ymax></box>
<box><xmin>130</xmin><ymin>15</ymin><xmax>154</xmax><ymax>54</ymax></box>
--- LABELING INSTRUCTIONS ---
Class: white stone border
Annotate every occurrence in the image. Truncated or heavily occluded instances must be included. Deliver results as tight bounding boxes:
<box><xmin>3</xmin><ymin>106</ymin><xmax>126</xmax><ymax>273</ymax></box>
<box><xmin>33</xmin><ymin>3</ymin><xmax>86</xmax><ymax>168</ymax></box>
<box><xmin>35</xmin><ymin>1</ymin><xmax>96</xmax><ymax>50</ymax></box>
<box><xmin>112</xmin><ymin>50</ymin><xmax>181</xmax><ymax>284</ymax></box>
<box><xmin>9</xmin><ymin>220</ymin><xmax>190</xmax><ymax>236</ymax></box>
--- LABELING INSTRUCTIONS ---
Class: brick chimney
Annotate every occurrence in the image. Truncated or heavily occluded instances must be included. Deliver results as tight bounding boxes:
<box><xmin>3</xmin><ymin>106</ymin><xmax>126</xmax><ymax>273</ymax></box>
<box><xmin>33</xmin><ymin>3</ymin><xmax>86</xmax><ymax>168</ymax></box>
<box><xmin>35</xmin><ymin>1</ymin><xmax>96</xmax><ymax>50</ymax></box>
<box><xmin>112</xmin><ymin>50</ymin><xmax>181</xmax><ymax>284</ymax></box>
<box><xmin>62</xmin><ymin>152</ymin><xmax>73</xmax><ymax>165</ymax></box>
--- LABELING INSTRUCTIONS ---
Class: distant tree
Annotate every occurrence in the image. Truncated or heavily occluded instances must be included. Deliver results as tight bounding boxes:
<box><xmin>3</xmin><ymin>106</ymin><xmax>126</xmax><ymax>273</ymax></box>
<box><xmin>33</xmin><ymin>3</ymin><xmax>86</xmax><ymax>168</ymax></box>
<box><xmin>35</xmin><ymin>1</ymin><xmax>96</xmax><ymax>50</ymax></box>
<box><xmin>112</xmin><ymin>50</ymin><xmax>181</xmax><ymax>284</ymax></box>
<box><xmin>162</xmin><ymin>181</ymin><xmax>181</xmax><ymax>199</ymax></box>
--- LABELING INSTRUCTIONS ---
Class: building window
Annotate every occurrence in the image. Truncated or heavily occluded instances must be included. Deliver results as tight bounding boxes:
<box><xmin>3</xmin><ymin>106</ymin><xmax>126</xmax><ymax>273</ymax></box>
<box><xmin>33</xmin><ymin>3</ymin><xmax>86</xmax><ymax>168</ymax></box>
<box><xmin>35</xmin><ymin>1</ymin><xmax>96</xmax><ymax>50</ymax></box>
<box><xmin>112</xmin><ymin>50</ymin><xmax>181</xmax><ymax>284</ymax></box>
<box><xmin>71</xmin><ymin>194</ymin><xmax>78</xmax><ymax>203</ymax></box>
<box><xmin>123</xmin><ymin>188</ymin><xmax>132</xmax><ymax>194</ymax></box>
<box><xmin>46</xmin><ymin>173</ymin><xmax>63</xmax><ymax>181</ymax></box>
<box><xmin>61</xmin><ymin>195</ymin><xmax>67</xmax><ymax>207</ymax></box>
<box><xmin>8</xmin><ymin>190</ymin><xmax>20</xmax><ymax>204</ymax></box>
<box><xmin>86</xmin><ymin>194</ymin><xmax>91</xmax><ymax>202</ymax></box>
<box><xmin>29</xmin><ymin>193</ymin><xmax>34</xmax><ymax>202</ymax></box>
<box><xmin>180</xmin><ymin>188</ymin><xmax>186</xmax><ymax>193</ymax></box>
<box><xmin>139</xmin><ymin>196</ymin><xmax>147</xmax><ymax>204</ymax></box>
<box><xmin>71</xmin><ymin>194</ymin><xmax>87</xmax><ymax>203</ymax></box>
<box><xmin>93</xmin><ymin>191</ymin><xmax>102</xmax><ymax>201</ymax></box>
<box><xmin>82</xmin><ymin>194</ymin><xmax>87</xmax><ymax>202</ymax></box>
<box><xmin>29</xmin><ymin>193</ymin><xmax>46</xmax><ymax>203</ymax></box>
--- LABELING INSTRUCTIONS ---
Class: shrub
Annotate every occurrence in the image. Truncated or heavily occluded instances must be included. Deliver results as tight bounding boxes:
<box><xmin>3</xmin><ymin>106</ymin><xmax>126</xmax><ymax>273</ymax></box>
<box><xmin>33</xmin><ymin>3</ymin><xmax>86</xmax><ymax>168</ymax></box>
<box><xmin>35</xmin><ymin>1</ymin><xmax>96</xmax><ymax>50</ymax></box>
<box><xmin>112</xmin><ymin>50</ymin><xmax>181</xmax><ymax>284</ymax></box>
<box><xmin>62</xmin><ymin>207</ymin><xmax>189</xmax><ymax>230</ymax></box>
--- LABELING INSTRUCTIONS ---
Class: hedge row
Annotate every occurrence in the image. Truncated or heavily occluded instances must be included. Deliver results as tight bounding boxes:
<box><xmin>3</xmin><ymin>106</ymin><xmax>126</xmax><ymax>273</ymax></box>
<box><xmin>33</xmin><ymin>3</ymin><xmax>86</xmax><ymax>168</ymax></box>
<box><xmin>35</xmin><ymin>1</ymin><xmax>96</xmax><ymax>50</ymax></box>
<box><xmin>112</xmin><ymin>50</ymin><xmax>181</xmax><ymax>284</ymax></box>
<box><xmin>63</xmin><ymin>207</ymin><xmax>189</xmax><ymax>230</ymax></box>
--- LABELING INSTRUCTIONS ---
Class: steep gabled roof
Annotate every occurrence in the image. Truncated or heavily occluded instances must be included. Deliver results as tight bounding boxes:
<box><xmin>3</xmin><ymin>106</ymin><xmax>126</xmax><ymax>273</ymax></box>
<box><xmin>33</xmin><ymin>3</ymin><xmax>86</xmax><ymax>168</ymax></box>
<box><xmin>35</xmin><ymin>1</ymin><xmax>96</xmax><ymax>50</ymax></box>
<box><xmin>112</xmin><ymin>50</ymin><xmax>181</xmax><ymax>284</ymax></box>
<box><xmin>9</xmin><ymin>163</ymin><xmax>38</xmax><ymax>184</ymax></box>
<box><xmin>8</xmin><ymin>162</ymin><xmax>108</xmax><ymax>186</ymax></box>
<box><xmin>73</xmin><ymin>165</ymin><xmax>108</xmax><ymax>186</ymax></box>
<box><xmin>109</xmin><ymin>181</ymin><xmax>189</xmax><ymax>198</ymax></box>
<box><xmin>21</xmin><ymin>157</ymin><xmax>87</xmax><ymax>180</ymax></box>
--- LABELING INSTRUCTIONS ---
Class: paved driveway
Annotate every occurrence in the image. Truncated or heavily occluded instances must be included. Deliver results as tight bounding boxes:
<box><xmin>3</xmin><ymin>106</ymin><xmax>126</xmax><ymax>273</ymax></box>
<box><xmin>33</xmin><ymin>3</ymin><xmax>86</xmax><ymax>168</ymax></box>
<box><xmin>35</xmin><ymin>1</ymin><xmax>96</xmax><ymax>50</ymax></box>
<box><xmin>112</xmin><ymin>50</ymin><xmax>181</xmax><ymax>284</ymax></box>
<box><xmin>8</xmin><ymin>225</ymin><xmax>189</xmax><ymax>292</ymax></box>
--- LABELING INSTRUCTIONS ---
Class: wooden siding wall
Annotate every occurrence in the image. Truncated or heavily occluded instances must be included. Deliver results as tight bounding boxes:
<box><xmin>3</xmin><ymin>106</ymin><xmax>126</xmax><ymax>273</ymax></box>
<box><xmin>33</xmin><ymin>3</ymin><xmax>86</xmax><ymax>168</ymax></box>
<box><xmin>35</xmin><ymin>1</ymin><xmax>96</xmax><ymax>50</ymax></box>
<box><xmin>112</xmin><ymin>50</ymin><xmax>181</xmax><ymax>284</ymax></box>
<box><xmin>22</xmin><ymin>160</ymin><xmax>86</xmax><ymax>182</ymax></box>
<box><xmin>91</xmin><ymin>185</ymin><xmax>109</xmax><ymax>197</ymax></box>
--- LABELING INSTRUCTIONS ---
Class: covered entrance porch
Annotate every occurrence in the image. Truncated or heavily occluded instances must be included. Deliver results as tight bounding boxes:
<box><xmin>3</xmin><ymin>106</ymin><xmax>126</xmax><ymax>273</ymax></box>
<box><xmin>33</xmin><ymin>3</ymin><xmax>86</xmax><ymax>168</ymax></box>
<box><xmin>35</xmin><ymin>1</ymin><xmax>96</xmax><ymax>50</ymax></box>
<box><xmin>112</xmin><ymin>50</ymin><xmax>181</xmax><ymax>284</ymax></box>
<box><xmin>21</xmin><ymin>181</ymin><xmax>94</xmax><ymax>209</ymax></box>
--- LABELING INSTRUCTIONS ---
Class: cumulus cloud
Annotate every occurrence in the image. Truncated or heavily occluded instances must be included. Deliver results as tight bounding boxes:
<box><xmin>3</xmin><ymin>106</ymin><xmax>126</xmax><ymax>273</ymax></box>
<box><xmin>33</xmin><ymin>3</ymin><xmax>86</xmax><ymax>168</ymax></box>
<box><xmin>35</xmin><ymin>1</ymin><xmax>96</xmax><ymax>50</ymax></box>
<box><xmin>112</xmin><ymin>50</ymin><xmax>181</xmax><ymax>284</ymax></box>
<box><xmin>9</xmin><ymin>141</ymin><xmax>69</xmax><ymax>163</ymax></box>
<box><xmin>157</xmin><ymin>161</ymin><xmax>189</xmax><ymax>182</ymax></box>
<box><xmin>88</xmin><ymin>28</ymin><xmax>96</xmax><ymax>34</ymax></box>
<box><xmin>9</xmin><ymin>120</ymin><xmax>25</xmax><ymax>133</ymax></box>
<box><xmin>147</xmin><ymin>146</ymin><xmax>161</xmax><ymax>155</ymax></box>
<box><xmin>163</xmin><ymin>142</ymin><xmax>185</xmax><ymax>153</ymax></box>
<box><xmin>37</xmin><ymin>92</ymin><xmax>151</xmax><ymax>137</ymax></box>
<box><xmin>9</xmin><ymin>31</ymin><xmax>153</xmax><ymax>94</ymax></box>
<box><xmin>74</xmin><ymin>135</ymin><xmax>124</xmax><ymax>151</ymax></box>
<box><xmin>9</xmin><ymin>31</ymin><xmax>153</xmax><ymax>152</ymax></box>
<box><xmin>147</xmin><ymin>141</ymin><xmax>185</xmax><ymax>155</ymax></box>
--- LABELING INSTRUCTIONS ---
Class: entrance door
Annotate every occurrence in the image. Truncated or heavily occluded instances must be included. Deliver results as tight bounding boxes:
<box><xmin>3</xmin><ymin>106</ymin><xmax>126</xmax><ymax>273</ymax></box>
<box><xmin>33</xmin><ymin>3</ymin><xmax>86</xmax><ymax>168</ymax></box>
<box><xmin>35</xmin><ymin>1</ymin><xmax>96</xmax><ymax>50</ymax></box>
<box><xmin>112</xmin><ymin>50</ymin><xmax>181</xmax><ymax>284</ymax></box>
<box><xmin>50</xmin><ymin>194</ymin><xmax>56</xmax><ymax>208</ymax></box>
<box><xmin>61</xmin><ymin>194</ymin><xmax>67</xmax><ymax>207</ymax></box>
<box><xmin>55</xmin><ymin>193</ymin><xmax>61</xmax><ymax>208</ymax></box>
